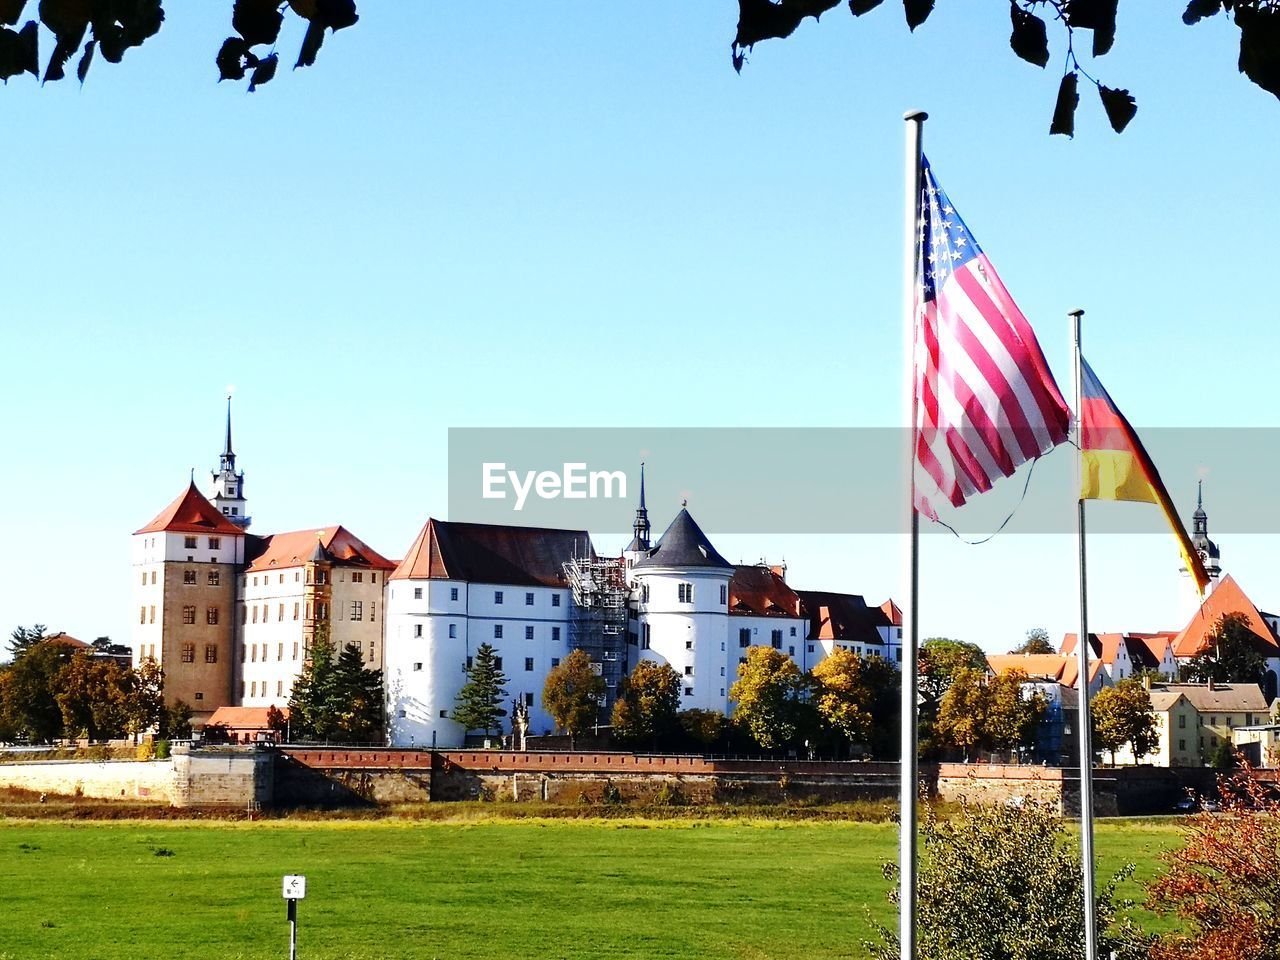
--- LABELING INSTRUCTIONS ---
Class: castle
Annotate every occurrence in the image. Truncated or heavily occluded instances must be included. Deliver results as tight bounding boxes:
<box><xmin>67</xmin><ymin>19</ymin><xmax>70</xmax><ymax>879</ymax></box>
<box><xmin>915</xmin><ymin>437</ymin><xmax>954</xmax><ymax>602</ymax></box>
<box><xmin>130</xmin><ymin>403</ymin><xmax>902</xmax><ymax>746</ymax></box>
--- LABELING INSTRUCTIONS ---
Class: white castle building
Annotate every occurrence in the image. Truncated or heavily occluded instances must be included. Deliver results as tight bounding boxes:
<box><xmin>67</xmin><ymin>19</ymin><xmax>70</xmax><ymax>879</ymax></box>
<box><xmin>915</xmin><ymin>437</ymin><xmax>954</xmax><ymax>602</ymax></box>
<box><xmin>131</xmin><ymin>408</ymin><xmax>902</xmax><ymax>740</ymax></box>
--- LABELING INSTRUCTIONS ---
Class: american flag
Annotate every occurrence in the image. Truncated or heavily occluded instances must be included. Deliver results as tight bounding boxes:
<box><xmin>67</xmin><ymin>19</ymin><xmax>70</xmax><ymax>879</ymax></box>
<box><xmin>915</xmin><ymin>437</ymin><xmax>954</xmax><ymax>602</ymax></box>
<box><xmin>914</xmin><ymin>157</ymin><xmax>1072</xmax><ymax>519</ymax></box>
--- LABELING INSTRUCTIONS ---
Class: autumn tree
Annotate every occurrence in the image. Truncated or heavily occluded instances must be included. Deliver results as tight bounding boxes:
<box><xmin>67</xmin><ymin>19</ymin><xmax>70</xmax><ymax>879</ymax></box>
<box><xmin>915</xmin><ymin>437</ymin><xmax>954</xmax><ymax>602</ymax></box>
<box><xmin>869</xmin><ymin>798</ymin><xmax>1148</xmax><ymax>960</ymax></box>
<box><xmin>809</xmin><ymin>647</ymin><xmax>884</xmax><ymax>751</ymax></box>
<box><xmin>1012</xmin><ymin>627</ymin><xmax>1055</xmax><ymax>655</ymax></box>
<box><xmin>542</xmin><ymin>649</ymin><xmax>604</xmax><ymax>746</ymax></box>
<box><xmin>1148</xmin><ymin>764</ymin><xmax>1280</xmax><ymax>959</ymax></box>
<box><xmin>127</xmin><ymin>657</ymin><xmax>166</xmax><ymax>736</ymax></box>
<box><xmin>4</xmin><ymin>637</ymin><xmax>74</xmax><ymax>741</ymax></box>
<box><xmin>161</xmin><ymin>699</ymin><xmax>193</xmax><ymax>740</ymax></box>
<box><xmin>452</xmin><ymin>642</ymin><xmax>509</xmax><ymax>738</ymax></box>
<box><xmin>678</xmin><ymin>708</ymin><xmax>728</xmax><ymax>750</ymax></box>
<box><xmin>1092</xmin><ymin>678</ymin><xmax>1158</xmax><ymax>764</ymax></box>
<box><xmin>1181</xmin><ymin>611</ymin><xmax>1268</xmax><ymax>685</ymax></box>
<box><xmin>611</xmin><ymin>659</ymin><xmax>680</xmax><ymax>748</ymax></box>
<box><xmin>7</xmin><ymin>623</ymin><xmax>47</xmax><ymax>660</ymax></box>
<box><xmin>935</xmin><ymin>667</ymin><xmax>989</xmax><ymax>760</ymax></box>
<box><xmin>54</xmin><ymin>653</ymin><xmax>132</xmax><ymax>740</ymax></box>
<box><xmin>985</xmin><ymin>668</ymin><xmax>1048</xmax><ymax>757</ymax></box>
<box><xmin>729</xmin><ymin>646</ymin><xmax>806</xmax><ymax>750</ymax></box>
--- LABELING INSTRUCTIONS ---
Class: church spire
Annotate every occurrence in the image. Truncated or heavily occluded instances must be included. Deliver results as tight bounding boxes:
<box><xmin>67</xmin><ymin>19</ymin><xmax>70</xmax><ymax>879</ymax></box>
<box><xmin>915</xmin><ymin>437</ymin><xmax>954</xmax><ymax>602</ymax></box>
<box><xmin>632</xmin><ymin>462</ymin><xmax>651</xmax><ymax>550</ymax></box>
<box><xmin>210</xmin><ymin>395</ymin><xmax>250</xmax><ymax>529</ymax></box>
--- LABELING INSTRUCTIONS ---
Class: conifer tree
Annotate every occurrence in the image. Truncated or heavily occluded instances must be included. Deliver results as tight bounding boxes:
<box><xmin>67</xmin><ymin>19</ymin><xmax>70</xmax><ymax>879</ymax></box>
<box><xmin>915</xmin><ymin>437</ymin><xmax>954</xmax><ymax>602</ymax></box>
<box><xmin>452</xmin><ymin>642</ymin><xmax>508</xmax><ymax>737</ymax></box>
<box><xmin>330</xmin><ymin>642</ymin><xmax>384</xmax><ymax>742</ymax></box>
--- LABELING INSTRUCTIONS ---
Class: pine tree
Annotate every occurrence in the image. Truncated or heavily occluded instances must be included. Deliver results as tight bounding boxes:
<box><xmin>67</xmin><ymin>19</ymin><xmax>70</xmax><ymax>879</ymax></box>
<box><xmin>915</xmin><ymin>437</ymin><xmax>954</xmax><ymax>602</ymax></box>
<box><xmin>330</xmin><ymin>642</ymin><xmax>384</xmax><ymax>742</ymax></box>
<box><xmin>452</xmin><ymin>643</ymin><xmax>508</xmax><ymax>737</ymax></box>
<box><xmin>287</xmin><ymin>626</ymin><xmax>338</xmax><ymax>741</ymax></box>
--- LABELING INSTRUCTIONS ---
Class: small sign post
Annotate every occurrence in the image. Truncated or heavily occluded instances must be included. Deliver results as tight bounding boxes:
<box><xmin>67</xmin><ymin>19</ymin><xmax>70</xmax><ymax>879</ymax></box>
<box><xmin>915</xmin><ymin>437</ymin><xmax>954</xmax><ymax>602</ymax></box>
<box><xmin>283</xmin><ymin>875</ymin><xmax>306</xmax><ymax>960</ymax></box>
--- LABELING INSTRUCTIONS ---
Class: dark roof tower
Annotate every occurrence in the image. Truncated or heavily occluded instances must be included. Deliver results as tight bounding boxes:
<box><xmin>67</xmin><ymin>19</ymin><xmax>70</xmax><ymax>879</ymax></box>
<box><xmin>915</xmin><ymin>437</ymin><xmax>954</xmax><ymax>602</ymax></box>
<box><xmin>633</xmin><ymin>507</ymin><xmax>732</xmax><ymax>570</ymax></box>
<box><xmin>626</xmin><ymin>463</ymin><xmax>651</xmax><ymax>553</ymax></box>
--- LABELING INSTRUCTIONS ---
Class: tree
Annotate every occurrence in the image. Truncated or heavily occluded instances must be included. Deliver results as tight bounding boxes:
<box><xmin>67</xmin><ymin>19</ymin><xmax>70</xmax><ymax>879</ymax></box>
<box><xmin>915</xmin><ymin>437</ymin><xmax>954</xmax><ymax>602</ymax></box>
<box><xmin>4</xmin><ymin>638</ymin><xmax>73</xmax><ymax>741</ymax></box>
<box><xmin>127</xmin><ymin>657</ymin><xmax>165</xmax><ymax>736</ymax></box>
<box><xmin>1181</xmin><ymin>611</ymin><xmax>1268</xmax><ymax>685</ymax></box>
<box><xmin>0</xmin><ymin>0</ymin><xmax>360</xmax><ymax>93</ymax></box>
<box><xmin>287</xmin><ymin>626</ymin><xmax>339</xmax><ymax>741</ymax></box>
<box><xmin>7</xmin><ymin>624</ymin><xmax>47</xmax><ymax>661</ymax></box>
<box><xmin>918</xmin><ymin>638</ymin><xmax>988</xmax><ymax>710</ymax></box>
<box><xmin>265</xmin><ymin>704</ymin><xmax>288</xmax><ymax>738</ymax></box>
<box><xmin>542</xmin><ymin>649</ymin><xmax>604</xmax><ymax>746</ymax></box>
<box><xmin>1147</xmin><ymin>764</ymin><xmax>1280</xmax><ymax>960</ymax></box>
<box><xmin>329</xmin><ymin>643</ymin><xmax>384</xmax><ymax>742</ymax></box>
<box><xmin>732</xmin><ymin>1</ymin><xmax>1280</xmax><ymax>136</ymax></box>
<box><xmin>984</xmin><ymin>668</ymin><xmax>1048</xmax><ymax>756</ymax></box>
<box><xmin>809</xmin><ymin>648</ymin><xmax>877</xmax><ymax>749</ymax></box>
<box><xmin>729</xmin><ymin>646</ymin><xmax>806</xmax><ymax>750</ymax></box>
<box><xmin>161</xmin><ymin>699</ymin><xmax>193</xmax><ymax>740</ymax></box>
<box><xmin>1012</xmin><ymin>627</ymin><xmax>1055</xmax><ymax>655</ymax></box>
<box><xmin>935</xmin><ymin>667</ymin><xmax>989</xmax><ymax>760</ymax></box>
<box><xmin>452</xmin><ymin>642</ymin><xmax>509</xmax><ymax>738</ymax></box>
<box><xmin>678</xmin><ymin>708</ymin><xmax>728</xmax><ymax>749</ymax></box>
<box><xmin>611</xmin><ymin>659</ymin><xmax>680</xmax><ymax>748</ymax></box>
<box><xmin>53</xmin><ymin>652</ymin><xmax>132</xmax><ymax>741</ymax></box>
<box><xmin>1092</xmin><ymin>678</ymin><xmax>1158</xmax><ymax>764</ymax></box>
<box><xmin>869</xmin><ymin>798</ymin><xmax>1147</xmax><ymax>960</ymax></box>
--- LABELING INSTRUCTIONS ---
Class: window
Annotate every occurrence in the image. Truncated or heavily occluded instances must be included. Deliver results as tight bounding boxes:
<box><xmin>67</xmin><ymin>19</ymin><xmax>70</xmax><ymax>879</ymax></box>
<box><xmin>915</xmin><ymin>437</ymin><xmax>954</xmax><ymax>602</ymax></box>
<box><xmin>208</xmin><ymin>537</ymin><xmax>221</xmax><ymax>549</ymax></box>
<box><xmin>350</xmin><ymin>601</ymin><xmax>363</xmax><ymax>621</ymax></box>
<box><xmin>140</xmin><ymin>572</ymin><xmax>147</xmax><ymax>586</ymax></box>
<box><xmin>184</xmin><ymin>536</ymin><xmax>197</xmax><ymax>549</ymax></box>
<box><xmin>525</xmin><ymin>592</ymin><xmax>535</xmax><ymax>606</ymax></box>
<box><xmin>524</xmin><ymin>692</ymin><xmax>534</xmax><ymax>707</ymax></box>
<box><xmin>413</xmin><ymin>662</ymin><xmax>423</xmax><ymax>671</ymax></box>
<box><xmin>241</xmin><ymin>644</ymin><xmax>247</xmax><ymax>662</ymax></box>
<box><xmin>372</xmin><ymin>573</ymin><xmax>377</xmax><ymax>584</ymax></box>
<box><xmin>413</xmin><ymin>587</ymin><xmax>423</xmax><ymax>600</ymax></box>
<box><xmin>183</xmin><ymin>569</ymin><xmax>197</xmax><ymax>585</ymax></box>
<box><xmin>1179</xmin><ymin>714</ymin><xmax>1186</xmax><ymax>729</ymax></box>
<box><xmin>739</xmin><ymin>657</ymin><xmax>747</xmax><ymax>665</ymax></box>
<box><xmin>449</xmin><ymin>624</ymin><xmax>457</xmax><ymax>639</ymax></box>
<box><xmin>551</xmin><ymin>658</ymin><xmax>561</xmax><ymax>667</ymax></box>
<box><xmin>251</xmin><ymin>644</ymin><xmax>258</xmax><ymax>663</ymax></box>
<box><xmin>684</xmin><ymin>665</ymin><xmax>693</xmax><ymax>676</ymax></box>
<box><xmin>450</xmin><ymin>587</ymin><xmax>459</xmax><ymax>601</ymax></box>
<box><xmin>151</xmin><ymin>570</ymin><xmax>156</xmax><ymax>584</ymax></box>
<box><xmin>205</xmin><ymin>644</ymin><xmax>217</xmax><ymax>663</ymax></box>
<box><xmin>719</xmin><ymin>584</ymin><xmax>727</xmax><ymax>604</ymax></box>
<box><xmin>467</xmin><ymin>655</ymin><xmax>474</xmax><ymax>670</ymax></box>
<box><xmin>251</xmin><ymin>681</ymin><xmax>257</xmax><ymax>698</ymax></box>
<box><xmin>494</xmin><ymin>591</ymin><xmax>504</xmax><ymax>605</ymax></box>
<box><xmin>739</xmin><ymin>628</ymin><xmax>751</xmax><ymax>649</ymax></box>
<box><xmin>494</xmin><ymin>657</ymin><xmax>503</xmax><ymax>670</ymax></box>
<box><xmin>414</xmin><ymin>624</ymin><xmax>423</xmax><ymax>638</ymax></box>
<box><xmin>771</xmin><ymin>629</ymin><xmax>783</xmax><ymax>649</ymax></box>
<box><xmin>252</xmin><ymin>606</ymin><xmax>258</xmax><ymax>624</ymax></box>
<box><xmin>352</xmin><ymin>571</ymin><xmax>364</xmax><ymax>583</ymax></box>
<box><xmin>277</xmin><ymin>681</ymin><xmax>284</xmax><ymax>697</ymax></box>
<box><xmin>278</xmin><ymin>643</ymin><xmax>284</xmax><ymax>662</ymax></box>
<box><xmin>293</xmin><ymin>603</ymin><xmax>299</xmax><ymax>621</ymax></box>
<box><xmin>208</xmin><ymin>569</ymin><xmax>220</xmax><ymax>586</ymax></box>
<box><xmin>641</xmin><ymin>624</ymin><xmax>651</xmax><ymax>650</ymax></box>
<box><xmin>439</xmin><ymin>709</ymin><xmax>448</xmax><ymax>718</ymax></box>
<box><xmin>789</xmin><ymin>646</ymin><xmax>795</xmax><ymax>656</ymax></box>
<box><xmin>494</xmin><ymin>625</ymin><xmax>504</xmax><ymax>639</ymax></box>
<box><xmin>678</xmin><ymin>582</ymin><xmax>693</xmax><ymax>603</ymax></box>
<box><xmin>895</xmin><ymin>649</ymin><xmax>902</xmax><ymax>662</ymax></box>
<box><xmin>180</xmin><ymin>643</ymin><xmax>195</xmax><ymax>663</ymax></box>
<box><xmin>278</xmin><ymin>603</ymin><xmax>285</xmax><ymax>622</ymax></box>
<box><xmin>685</xmin><ymin>640</ymin><xmax>693</xmax><ymax>650</ymax></box>
<box><xmin>292</xmin><ymin>642</ymin><xmax>299</xmax><ymax>660</ymax></box>
<box><xmin>790</xmin><ymin>626</ymin><xmax>796</xmax><ymax>637</ymax></box>
<box><xmin>139</xmin><ymin>606</ymin><xmax>146</xmax><ymax>624</ymax></box>
<box><xmin>1179</xmin><ymin>739</ymin><xmax>1186</xmax><ymax>751</ymax></box>
<box><xmin>684</xmin><ymin>687</ymin><xmax>693</xmax><ymax>696</ymax></box>
<box><xmin>371</xmin><ymin>602</ymin><xmax>376</xmax><ymax>622</ymax></box>
<box><xmin>182</xmin><ymin>605</ymin><xmax>196</xmax><ymax>625</ymax></box>
<box><xmin>525</xmin><ymin>657</ymin><xmax>534</xmax><ymax>672</ymax></box>
<box><xmin>641</xmin><ymin>583</ymin><xmax>650</xmax><ymax>602</ymax></box>
<box><xmin>525</xmin><ymin>626</ymin><xmax>534</xmax><ymax>640</ymax></box>
<box><xmin>195</xmin><ymin>692</ymin><xmax>203</xmax><ymax>701</ymax></box>
<box><xmin>279</xmin><ymin>574</ymin><xmax>284</xmax><ymax>583</ymax></box>
<box><xmin>551</xmin><ymin>594</ymin><xmax>561</xmax><ymax>607</ymax></box>
<box><xmin>207</xmin><ymin>607</ymin><xmax>219</xmax><ymax>625</ymax></box>
<box><xmin>552</xmin><ymin>626</ymin><xmax>561</xmax><ymax>642</ymax></box>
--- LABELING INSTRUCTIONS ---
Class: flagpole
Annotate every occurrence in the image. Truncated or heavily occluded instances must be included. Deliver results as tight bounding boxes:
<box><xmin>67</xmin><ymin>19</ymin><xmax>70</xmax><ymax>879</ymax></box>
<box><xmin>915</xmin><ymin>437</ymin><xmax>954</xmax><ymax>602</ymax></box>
<box><xmin>901</xmin><ymin>109</ymin><xmax>927</xmax><ymax>960</ymax></box>
<box><xmin>1070</xmin><ymin>307</ymin><xmax>1098</xmax><ymax>960</ymax></box>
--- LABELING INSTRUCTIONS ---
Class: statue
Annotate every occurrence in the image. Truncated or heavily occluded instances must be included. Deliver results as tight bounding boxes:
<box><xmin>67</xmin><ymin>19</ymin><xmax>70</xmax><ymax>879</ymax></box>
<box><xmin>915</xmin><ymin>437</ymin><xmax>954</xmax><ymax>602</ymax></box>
<box><xmin>512</xmin><ymin>699</ymin><xmax>530</xmax><ymax>752</ymax></box>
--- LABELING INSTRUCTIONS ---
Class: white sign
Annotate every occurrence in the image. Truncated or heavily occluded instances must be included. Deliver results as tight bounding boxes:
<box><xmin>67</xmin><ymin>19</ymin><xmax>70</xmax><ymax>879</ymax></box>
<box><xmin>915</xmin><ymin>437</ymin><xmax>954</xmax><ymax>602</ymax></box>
<box><xmin>282</xmin><ymin>875</ymin><xmax>307</xmax><ymax>900</ymax></box>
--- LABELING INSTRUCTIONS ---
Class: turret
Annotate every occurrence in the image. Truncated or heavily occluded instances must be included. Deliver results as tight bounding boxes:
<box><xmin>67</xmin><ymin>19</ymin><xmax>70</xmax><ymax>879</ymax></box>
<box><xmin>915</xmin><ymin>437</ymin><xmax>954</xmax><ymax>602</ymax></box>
<box><xmin>210</xmin><ymin>395</ymin><xmax>250</xmax><ymax>529</ymax></box>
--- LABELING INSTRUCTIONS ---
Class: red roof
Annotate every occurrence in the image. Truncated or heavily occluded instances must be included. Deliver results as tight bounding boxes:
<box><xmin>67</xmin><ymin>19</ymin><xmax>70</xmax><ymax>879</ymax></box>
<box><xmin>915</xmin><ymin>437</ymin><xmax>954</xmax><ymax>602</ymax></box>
<box><xmin>729</xmin><ymin>565</ymin><xmax>802</xmax><ymax>617</ymax></box>
<box><xmin>135</xmin><ymin>482</ymin><xmax>243</xmax><ymax>536</ymax></box>
<box><xmin>206</xmin><ymin>706</ymin><xmax>288</xmax><ymax>730</ymax></box>
<box><xmin>987</xmin><ymin>653</ymin><xmax>1069</xmax><ymax>681</ymax></box>
<box><xmin>391</xmin><ymin>519</ymin><xmax>593</xmax><ymax>587</ymax></box>
<box><xmin>1172</xmin><ymin>574</ymin><xmax>1279</xmax><ymax>658</ymax></box>
<box><xmin>246</xmin><ymin>526</ymin><xmax>396</xmax><ymax>573</ymax></box>
<box><xmin>880</xmin><ymin>600</ymin><xmax>903</xmax><ymax>627</ymax></box>
<box><xmin>44</xmin><ymin>632</ymin><xmax>91</xmax><ymax>650</ymax></box>
<box><xmin>1061</xmin><ymin>632</ymin><xmax>1128</xmax><ymax>666</ymax></box>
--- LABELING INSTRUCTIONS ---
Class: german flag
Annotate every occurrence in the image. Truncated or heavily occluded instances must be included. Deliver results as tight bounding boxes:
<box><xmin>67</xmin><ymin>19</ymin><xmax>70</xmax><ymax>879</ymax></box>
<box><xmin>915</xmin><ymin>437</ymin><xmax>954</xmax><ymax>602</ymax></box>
<box><xmin>1079</xmin><ymin>356</ymin><xmax>1211</xmax><ymax>594</ymax></box>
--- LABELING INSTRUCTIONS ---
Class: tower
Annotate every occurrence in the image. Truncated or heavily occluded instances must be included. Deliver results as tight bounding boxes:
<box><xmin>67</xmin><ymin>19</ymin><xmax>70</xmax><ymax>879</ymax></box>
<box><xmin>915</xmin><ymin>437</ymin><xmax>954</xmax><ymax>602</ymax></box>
<box><xmin>622</xmin><ymin>463</ymin><xmax>651</xmax><ymax>579</ymax></box>
<box><xmin>1181</xmin><ymin>480</ymin><xmax>1222</xmax><ymax>619</ymax></box>
<box><xmin>211</xmin><ymin>395</ymin><xmax>250</xmax><ymax>529</ymax></box>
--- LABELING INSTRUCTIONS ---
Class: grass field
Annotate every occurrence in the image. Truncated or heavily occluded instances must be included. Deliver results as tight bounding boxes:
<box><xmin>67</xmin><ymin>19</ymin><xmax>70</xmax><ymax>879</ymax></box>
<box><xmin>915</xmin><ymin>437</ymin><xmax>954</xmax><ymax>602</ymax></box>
<box><xmin>0</xmin><ymin>816</ymin><xmax>1186</xmax><ymax>960</ymax></box>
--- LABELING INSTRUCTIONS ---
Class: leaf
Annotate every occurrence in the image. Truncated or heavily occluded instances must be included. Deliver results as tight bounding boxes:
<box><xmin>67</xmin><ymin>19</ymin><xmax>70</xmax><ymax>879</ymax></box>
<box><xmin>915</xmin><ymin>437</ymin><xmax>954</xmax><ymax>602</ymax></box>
<box><xmin>232</xmin><ymin>0</ymin><xmax>282</xmax><ymax>47</ymax></box>
<box><xmin>1236</xmin><ymin>5</ymin><xmax>1280</xmax><ymax>101</ymax></box>
<box><xmin>1050</xmin><ymin>71</ymin><xmax>1078</xmax><ymax>137</ymax></box>
<box><xmin>0</xmin><ymin>19</ymin><xmax>36</xmax><ymax>79</ymax></box>
<box><xmin>315</xmin><ymin>0</ymin><xmax>358</xmax><ymax>31</ymax></box>
<box><xmin>247</xmin><ymin>50</ymin><xmax>276</xmax><ymax>91</ymax></box>
<box><xmin>1098</xmin><ymin>84</ymin><xmax>1136</xmax><ymax>132</ymax></box>
<box><xmin>295</xmin><ymin>16</ymin><xmax>324</xmax><ymax>68</ymax></box>
<box><xmin>902</xmin><ymin>0</ymin><xmax>932</xmax><ymax>31</ymax></box>
<box><xmin>75</xmin><ymin>35</ymin><xmax>90</xmax><ymax>82</ymax></box>
<box><xmin>0</xmin><ymin>0</ymin><xmax>25</xmax><ymax>26</ymax></box>
<box><xmin>1063</xmin><ymin>0</ymin><xmax>1116</xmax><ymax>56</ymax></box>
<box><xmin>1182</xmin><ymin>0</ymin><xmax>1222</xmax><ymax>25</ymax></box>
<box><xmin>1009</xmin><ymin>2</ymin><xmax>1048</xmax><ymax>68</ymax></box>
<box><xmin>215</xmin><ymin>34</ymin><xmax>249</xmax><ymax>81</ymax></box>
<box><xmin>38</xmin><ymin>0</ymin><xmax>88</xmax><ymax>82</ymax></box>
<box><xmin>734</xmin><ymin>0</ymin><xmax>840</xmax><ymax>51</ymax></box>
<box><xmin>848</xmin><ymin>0</ymin><xmax>884</xmax><ymax>14</ymax></box>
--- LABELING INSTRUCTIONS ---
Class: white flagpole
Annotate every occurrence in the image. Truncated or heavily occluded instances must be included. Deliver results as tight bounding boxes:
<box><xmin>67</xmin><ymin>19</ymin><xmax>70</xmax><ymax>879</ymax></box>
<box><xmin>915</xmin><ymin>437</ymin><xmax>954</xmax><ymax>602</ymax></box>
<box><xmin>1070</xmin><ymin>307</ymin><xmax>1099</xmax><ymax>960</ymax></box>
<box><xmin>901</xmin><ymin>109</ymin><xmax>927</xmax><ymax>960</ymax></box>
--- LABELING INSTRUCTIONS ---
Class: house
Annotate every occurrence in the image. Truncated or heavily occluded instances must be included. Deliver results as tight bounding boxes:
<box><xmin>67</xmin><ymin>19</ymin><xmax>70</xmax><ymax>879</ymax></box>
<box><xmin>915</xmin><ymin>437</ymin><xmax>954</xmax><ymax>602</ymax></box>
<box><xmin>1113</xmin><ymin>687</ymin><xmax>1201</xmax><ymax>767</ymax></box>
<box><xmin>204</xmin><ymin>706</ymin><xmax>288</xmax><ymax>744</ymax></box>
<box><xmin>1171</xmin><ymin>574</ymin><xmax>1280</xmax><ymax>700</ymax></box>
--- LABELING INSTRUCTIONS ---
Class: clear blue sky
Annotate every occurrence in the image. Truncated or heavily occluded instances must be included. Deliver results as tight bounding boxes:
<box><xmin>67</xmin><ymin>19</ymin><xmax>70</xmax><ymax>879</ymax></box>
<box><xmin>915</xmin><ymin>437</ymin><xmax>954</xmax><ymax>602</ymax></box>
<box><xmin>2</xmin><ymin>3</ymin><xmax>1276</xmax><ymax>656</ymax></box>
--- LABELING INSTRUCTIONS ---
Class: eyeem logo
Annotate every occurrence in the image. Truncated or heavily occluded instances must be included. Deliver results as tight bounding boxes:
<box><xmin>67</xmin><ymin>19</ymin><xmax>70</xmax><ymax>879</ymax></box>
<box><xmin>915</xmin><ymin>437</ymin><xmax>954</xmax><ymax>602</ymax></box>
<box><xmin>482</xmin><ymin>462</ymin><xmax>627</xmax><ymax>512</ymax></box>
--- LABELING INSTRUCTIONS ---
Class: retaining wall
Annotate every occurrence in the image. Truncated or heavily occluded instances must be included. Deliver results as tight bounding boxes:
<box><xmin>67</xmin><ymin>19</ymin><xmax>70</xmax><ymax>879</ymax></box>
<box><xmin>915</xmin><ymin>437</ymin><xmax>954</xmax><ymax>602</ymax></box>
<box><xmin>0</xmin><ymin>757</ymin><xmax>174</xmax><ymax>803</ymax></box>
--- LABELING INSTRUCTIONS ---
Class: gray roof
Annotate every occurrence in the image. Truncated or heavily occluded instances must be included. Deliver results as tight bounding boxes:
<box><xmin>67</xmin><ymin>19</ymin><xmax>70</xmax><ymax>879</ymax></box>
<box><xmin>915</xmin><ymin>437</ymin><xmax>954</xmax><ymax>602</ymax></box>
<box><xmin>1151</xmin><ymin>682</ymin><xmax>1268</xmax><ymax>714</ymax></box>
<box><xmin>632</xmin><ymin>509</ymin><xmax>732</xmax><ymax>571</ymax></box>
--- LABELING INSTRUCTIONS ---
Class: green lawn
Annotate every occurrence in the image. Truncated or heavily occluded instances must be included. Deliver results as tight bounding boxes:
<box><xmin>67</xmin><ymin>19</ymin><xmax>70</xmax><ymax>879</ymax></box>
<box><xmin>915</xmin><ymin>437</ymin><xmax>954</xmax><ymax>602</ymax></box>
<box><xmin>0</xmin><ymin>817</ymin><xmax>1186</xmax><ymax>960</ymax></box>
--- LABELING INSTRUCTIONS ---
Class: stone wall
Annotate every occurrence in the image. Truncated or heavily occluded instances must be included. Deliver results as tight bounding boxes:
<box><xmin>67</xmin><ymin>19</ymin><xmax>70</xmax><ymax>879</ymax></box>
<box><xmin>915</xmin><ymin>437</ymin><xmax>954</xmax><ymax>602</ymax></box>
<box><xmin>171</xmin><ymin>745</ymin><xmax>272</xmax><ymax>808</ymax></box>
<box><xmin>0</xmin><ymin>758</ymin><xmax>174</xmax><ymax>803</ymax></box>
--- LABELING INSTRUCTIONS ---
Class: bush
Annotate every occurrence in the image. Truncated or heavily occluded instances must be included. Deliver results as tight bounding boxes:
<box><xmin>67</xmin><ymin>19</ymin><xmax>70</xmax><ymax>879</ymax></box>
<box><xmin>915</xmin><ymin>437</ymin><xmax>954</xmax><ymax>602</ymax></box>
<box><xmin>653</xmin><ymin>782</ymin><xmax>686</xmax><ymax>807</ymax></box>
<box><xmin>154</xmin><ymin>740</ymin><xmax>170</xmax><ymax>760</ymax></box>
<box><xmin>135</xmin><ymin>741</ymin><xmax>155</xmax><ymax>761</ymax></box>
<box><xmin>601</xmin><ymin>783</ymin><xmax>624</xmax><ymax>806</ymax></box>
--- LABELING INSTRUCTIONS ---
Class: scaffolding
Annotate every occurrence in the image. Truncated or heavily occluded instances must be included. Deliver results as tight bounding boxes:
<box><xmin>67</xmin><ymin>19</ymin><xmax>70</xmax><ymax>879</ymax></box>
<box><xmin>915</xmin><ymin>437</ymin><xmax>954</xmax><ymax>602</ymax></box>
<box><xmin>562</xmin><ymin>554</ymin><xmax>629</xmax><ymax>714</ymax></box>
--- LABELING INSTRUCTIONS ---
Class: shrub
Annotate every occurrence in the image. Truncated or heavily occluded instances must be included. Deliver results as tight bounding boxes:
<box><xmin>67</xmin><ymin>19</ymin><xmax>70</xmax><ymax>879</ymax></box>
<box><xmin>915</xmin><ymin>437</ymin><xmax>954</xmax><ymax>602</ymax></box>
<box><xmin>154</xmin><ymin>740</ymin><xmax>170</xmax><ymax>760</ymax></box>
<box><xmin>653</xmin><ymin>782</ymin><xmax>686</xmax><ymax>807</ymax></box>
<box><xmin>135</xmin><ymin>741</ymin><xmax>155</xmax><ymax>761</ymax></box>
<box><xmin>602</xmin><ymin>783</ymin><xmax>624</xmax><ymax>806</ymax></box>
